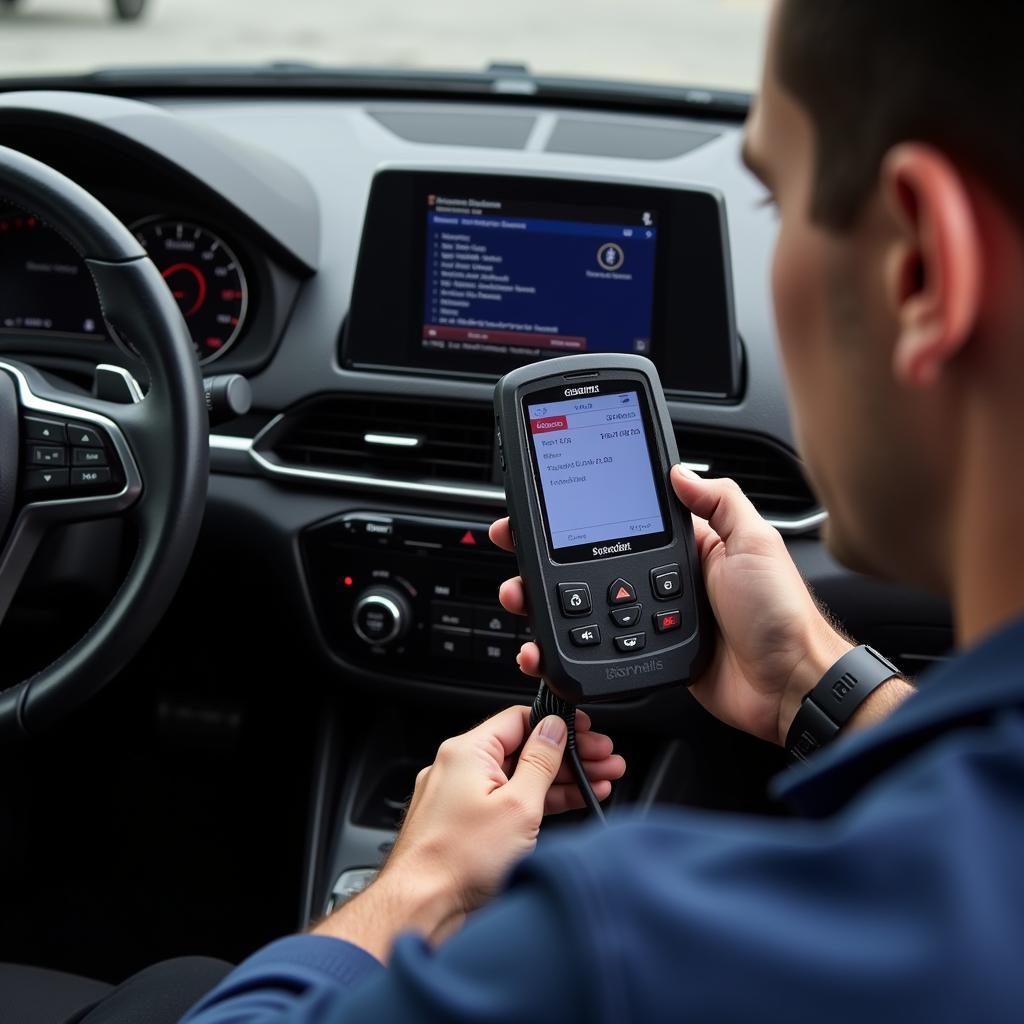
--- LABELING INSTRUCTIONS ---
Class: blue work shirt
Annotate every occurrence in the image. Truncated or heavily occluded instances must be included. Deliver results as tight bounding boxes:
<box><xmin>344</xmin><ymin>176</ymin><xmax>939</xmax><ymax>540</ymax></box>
<box><xmin>183</xmin><ymin>616</ymin><xmax>1024</xmax><ymax>1022</ymax></box>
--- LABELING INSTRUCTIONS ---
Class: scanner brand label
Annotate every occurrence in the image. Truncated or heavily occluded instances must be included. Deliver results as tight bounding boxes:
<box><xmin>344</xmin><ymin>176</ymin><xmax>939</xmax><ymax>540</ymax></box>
<box><xmin>563</xmin><ymin>385</ymin><xmax>601</xmax><ymax>397</ymax></box>
<box><xmin>592</xmin><ymin>541</ymin><xmax>632</xmax><ymax>557</ymax></box>
<box><xmin>605</xmin><ymin>657</ymin><xmax>665</xmax><ymax>681</ymax></box>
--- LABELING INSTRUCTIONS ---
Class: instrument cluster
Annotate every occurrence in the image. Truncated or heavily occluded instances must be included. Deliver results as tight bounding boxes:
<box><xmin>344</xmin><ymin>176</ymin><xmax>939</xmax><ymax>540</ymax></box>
<box><xmin>0</xmin><ymin>208</ymin><xmax>251</xmax><ymax>365</ymax></box>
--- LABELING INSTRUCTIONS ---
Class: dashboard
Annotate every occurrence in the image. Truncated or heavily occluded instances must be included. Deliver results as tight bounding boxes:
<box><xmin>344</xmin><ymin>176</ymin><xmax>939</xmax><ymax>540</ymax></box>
<box><xmin>0</xmin><ymin>84</ymin><xmax>955</xmax><ymax>930</ymax></box>
<box><xmin>0</xmin><ymin>88</ymin><xmax>954</xmax><ymax>681</ymax></box>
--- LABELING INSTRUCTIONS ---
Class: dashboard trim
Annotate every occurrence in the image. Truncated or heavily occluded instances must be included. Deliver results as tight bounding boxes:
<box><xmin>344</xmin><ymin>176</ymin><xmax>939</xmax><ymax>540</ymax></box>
<box><xmin>209</xmin><ymin>433</ymin><xmax>829</xmax><ymax>534</ymax></box>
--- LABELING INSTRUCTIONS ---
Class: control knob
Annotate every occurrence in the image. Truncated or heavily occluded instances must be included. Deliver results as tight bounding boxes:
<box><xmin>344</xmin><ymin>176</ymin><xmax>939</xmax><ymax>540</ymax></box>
<box><xmin>352</xmin><ymin>586</ymin><xmax>412</xmax><ymax>646</ymax></box>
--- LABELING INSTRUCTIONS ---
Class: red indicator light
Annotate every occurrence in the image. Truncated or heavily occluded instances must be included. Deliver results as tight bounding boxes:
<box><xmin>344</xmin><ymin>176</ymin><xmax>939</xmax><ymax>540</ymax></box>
<box><xmin>459</xmin><ymin>530</ymin><xmax>477</xmax><ymax>546</ymax></box>
<box><xmin>615</xmin><ymin>586</ymin><xmax>631</xmax><ymax>600</ymax></box>
<box><xmin>343</xmin><ymin>576</ymin><xmax>354</xmax><ymax>586</ymax></box>
<box><xmin>206</xmin><ymin>337</ymin><xmax>223</xmax><ymax>348</ymax></box>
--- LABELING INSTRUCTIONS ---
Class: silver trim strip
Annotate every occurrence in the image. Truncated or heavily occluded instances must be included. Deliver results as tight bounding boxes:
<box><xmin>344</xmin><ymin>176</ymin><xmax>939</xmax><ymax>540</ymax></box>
<box><xmin>250</xmin><ymin>446</ymin><xmax>506</xmax><ymax>504</ymax></box>
<box><xmin>209</xmin><ymin>434</ymin><xmax>254</xmax><ymax>452</ymax></box>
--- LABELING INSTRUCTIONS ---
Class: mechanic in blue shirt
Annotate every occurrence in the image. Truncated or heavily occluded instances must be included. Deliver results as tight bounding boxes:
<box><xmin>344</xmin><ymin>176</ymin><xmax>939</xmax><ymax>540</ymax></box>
<box><xmin>184</xmin><ymin>3</ymin><xmax>1024</xmax><ymax>1020</ymax></box>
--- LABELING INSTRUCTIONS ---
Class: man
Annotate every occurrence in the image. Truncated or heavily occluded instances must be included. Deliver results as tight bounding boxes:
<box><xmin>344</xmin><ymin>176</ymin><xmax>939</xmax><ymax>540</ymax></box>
<box><xmin>184</xmin><ymin>2</ymin><xmax>1024</xmax><ymax>1019</ymax></box>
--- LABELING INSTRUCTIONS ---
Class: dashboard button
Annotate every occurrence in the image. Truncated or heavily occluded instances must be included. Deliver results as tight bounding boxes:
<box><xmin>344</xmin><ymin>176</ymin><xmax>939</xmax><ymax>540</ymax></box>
<box><xmin>558</xmin><ymin>583</ymin><xmax>592</xmax><ymax>617</ymax></box>
<box><xmin>24</xmin><ymin>468</ymin><xmax>68</xmax><ymax>491</ymax></box>
<box><xmin>615</xmin><ymin>632</ymin><xmax>647</xmax><ymax>654</ymax></box>
<box><xmin>24</xmin><ymin>417</ymin><xmax>66</xmax><ymax>443</ymax></box>
<box><xmin>432</xmin><ymin>602</ymin><xmax>473</xmax><ymax>630</ymax></box>
<box><xmin>71</xmin><ymin>468</ymin><xmax>112</xmax><ymax>487</ymax></box>
<box><xmin>474</xmin><ymin>636</ymin><xmax>513</xmax><ymax>663</ymax></box>
<box><xmin>72</xmin><ymin>448</ymin><xmax>107</xmax><ymax>467</ymax></box>
<box><xmin>66</xmin><ymin>423</ymin><xmax>103</xmax><ymax>448</ymax></box>
<box><xmin>431</xmin><ymin>629</ymin><xmax>472</xmax><ymax>660</ymax></box>
<box><xmin>610</xmin><ymin>604</ymin><xmax>642</xmax><ymax>628</ymax></box>
<box><xmin>570</xmin><ymin>625</ymin><xmax>602</xmax><ymax>647</ymax></box>
<box><xmin>608</xmin><ymin>578</ymin><xmax>637</xmax><ymax>605</ymax></box>
<box><xmin>26</xmin><ymin>444</ymin><xmax>66</xmax><ymax>466</ymax></box>
<box><xmin>474</xmin><ymin>607</ymin><xmax>516</xmax><ymax>635</ymax></box>
<box><xmin>651</xmin><ymin>565</ymin><xmax>682</xmax><ymax>600</ymax></box>
<box><xmin>654</xmin><ymin>610</ymin><xmax>683</xmax><ymax>634</ymax></box>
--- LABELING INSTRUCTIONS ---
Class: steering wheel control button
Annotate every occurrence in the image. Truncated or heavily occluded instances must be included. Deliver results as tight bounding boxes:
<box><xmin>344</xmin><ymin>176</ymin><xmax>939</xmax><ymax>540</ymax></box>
<box><xmin>651</xmin><ymin>565</ymin><xmax>682</xmax><ymax>600</ymax></box>
<box><xmin>558</xmin><ymin>583</ymin><xmax>592</xmax><ymax>617</ymax></box>
<box><xmin>72</xmin><ymin>448</ymin><xmax>107</xmax><ymax>467</ymax></box>
<box><xmin>71</xmin><ymin>468</ymin><xmax>112</xmax><ymax>487</ymax></box>
<box><xmin>24</xmin><ymin>417</ymin><xmax>66</xmax><ymax>443</ymax></box>
<box><xmin>570</xmin><ymin>624</ymin><xmax>602</xmax><ymax>647</ymax></box>
<box><xmin>27</xmin><ymin>444</ymin><xmax>66</xmax><ymax>466</ymax></box>
<box><xmin>24</xmin><ymin>468</ymin><xmax>69</xmax><ymax>491</ymax></box>
<box><xmin>610</xmin><ymin>604</ymin><xmax>643</xmax><ymax>628</ymax></box>
<box><xmin>608</xmin><ymin>578</ymin><xmax>637</xmax><ymax>605</ymax></box>
<box><xmin>654</xmin><ymin>610</ymin><xmax>683</xmax><ymax>634</ymax></box>
<box><xmin>66</xmin><ymin>423</ymin><xmax>103</xmax><ymax>448</ymax></box>
<box><xmin>615</xmin><ymin>632</ymin><xmax>647</xmax><ymax>654</ymax></box>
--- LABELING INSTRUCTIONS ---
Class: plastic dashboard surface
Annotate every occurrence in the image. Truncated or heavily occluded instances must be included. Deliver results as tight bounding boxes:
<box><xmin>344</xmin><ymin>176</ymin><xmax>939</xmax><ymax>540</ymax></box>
<box><xmin>0</xmin><ymin>89</ymin><xmax>954</xmax><ymax>697</ymax></box>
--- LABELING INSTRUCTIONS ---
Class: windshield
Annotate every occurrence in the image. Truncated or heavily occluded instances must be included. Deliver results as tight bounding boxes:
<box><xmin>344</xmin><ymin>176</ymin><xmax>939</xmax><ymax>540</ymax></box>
<box><xmin>0</xmin><ymin>0</ymin><xmax>768</xmax><ymax>92</ymax></box>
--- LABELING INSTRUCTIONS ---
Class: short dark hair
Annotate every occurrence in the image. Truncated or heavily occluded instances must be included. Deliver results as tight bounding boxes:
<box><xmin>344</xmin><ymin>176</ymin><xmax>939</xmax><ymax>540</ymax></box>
<box><xmin>776</xmin><ymin>1</ymin><xmax>1024</xmax><ymax>231</ymax></box>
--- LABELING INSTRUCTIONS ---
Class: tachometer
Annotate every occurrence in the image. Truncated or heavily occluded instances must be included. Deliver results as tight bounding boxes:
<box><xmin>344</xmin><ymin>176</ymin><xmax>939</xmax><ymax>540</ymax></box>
<box><xmin>132</xmin><ymin>218</ymin><xmax>248</xmax><ymax>364</ymax></box>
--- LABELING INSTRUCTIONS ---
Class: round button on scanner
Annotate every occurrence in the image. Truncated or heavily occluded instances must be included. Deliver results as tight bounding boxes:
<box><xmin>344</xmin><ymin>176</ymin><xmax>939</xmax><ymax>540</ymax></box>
<box><xmin>353</xmin><ymin>586</ymin><xmax>412</xmax><ymax>646</ymax></box>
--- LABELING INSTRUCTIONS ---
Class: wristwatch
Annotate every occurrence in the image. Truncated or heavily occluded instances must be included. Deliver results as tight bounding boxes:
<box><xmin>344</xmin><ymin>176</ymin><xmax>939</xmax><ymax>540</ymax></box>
<box><xmin>785</xmin><ymin>644</ymin><xmax>902</xmax><ymax>763</ymax></box>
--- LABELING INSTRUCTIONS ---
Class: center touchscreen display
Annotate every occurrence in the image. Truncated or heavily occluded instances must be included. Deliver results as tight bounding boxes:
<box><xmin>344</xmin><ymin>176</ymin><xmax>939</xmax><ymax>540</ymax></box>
<box><xmin>422</xmin><ymin>195</ymin><xmax>658</xmax><ymax>361</ymax></box>
<box><xmin>527</xmin><ymin>389</ymin><xmax>666</xmax><ymax>552</ymax></box>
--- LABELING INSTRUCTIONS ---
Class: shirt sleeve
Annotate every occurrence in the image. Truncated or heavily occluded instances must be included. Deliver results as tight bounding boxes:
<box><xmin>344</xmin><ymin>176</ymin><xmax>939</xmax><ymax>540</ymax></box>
<box><xmin>182</xmin><ymin>710</ymin><xmax>1024</xmax><ymax>1023</ymax></box>
<box><xmin>180</xmin><ymin>876</ymin><xmax>593</xmax><ymax>1024</ymax></box>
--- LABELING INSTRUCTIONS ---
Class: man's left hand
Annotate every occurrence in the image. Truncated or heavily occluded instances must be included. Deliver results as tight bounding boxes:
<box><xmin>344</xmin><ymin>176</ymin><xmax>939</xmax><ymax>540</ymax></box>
<box><xmin>312</xmin><ymin>706</ymin><xmax>625</xmax><ymax>959</ymax></box>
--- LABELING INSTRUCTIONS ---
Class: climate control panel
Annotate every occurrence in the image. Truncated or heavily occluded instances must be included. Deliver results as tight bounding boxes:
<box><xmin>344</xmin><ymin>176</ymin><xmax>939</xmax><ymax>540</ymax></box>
<box><xmin>302</xmin><ymin>512</ymin><xmax>529</xmax><ymax>690</ymax></box>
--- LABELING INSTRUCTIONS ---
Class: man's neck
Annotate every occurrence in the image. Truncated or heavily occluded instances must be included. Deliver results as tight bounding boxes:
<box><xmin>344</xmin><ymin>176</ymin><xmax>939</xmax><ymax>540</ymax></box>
<box><xmin>951</xmin><ymin>388</ymin><xmax>1024</xmax><ymax>649</ymax></box>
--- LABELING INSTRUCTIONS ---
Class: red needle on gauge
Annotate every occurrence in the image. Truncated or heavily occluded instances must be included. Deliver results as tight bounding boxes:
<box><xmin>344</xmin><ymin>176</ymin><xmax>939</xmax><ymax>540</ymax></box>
<box><xmin>161</xmin><ymin>262</ymin><xmax>207</xmax><ymax>317</ymax></box>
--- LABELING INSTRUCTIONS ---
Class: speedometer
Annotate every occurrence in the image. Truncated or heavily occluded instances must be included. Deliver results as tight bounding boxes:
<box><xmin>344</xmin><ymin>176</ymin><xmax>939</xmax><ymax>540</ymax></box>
<box><xmin>131</xmin><ymin>218</ymin><xmax>248</xmax><ymax>364</ymax></box>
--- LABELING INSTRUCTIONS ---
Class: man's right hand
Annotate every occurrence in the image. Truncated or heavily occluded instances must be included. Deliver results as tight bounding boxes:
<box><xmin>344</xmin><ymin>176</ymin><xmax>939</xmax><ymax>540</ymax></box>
<box><xmin>489</xmin><ymin>468</ymin><xmax>853</xmax><ymax>747</ymax></box>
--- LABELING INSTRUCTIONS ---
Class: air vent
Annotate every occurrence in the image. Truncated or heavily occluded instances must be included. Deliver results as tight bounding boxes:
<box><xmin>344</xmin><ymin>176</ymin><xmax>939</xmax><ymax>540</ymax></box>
<box><xmin>675</xmin><ymin>426</ymin><xmax>821</xmax><ymax>528</ymax></box>
<box><xmin>263</xmin><ymin>396</ymin><xmax>496</xmax><ymax>485</ymax></box>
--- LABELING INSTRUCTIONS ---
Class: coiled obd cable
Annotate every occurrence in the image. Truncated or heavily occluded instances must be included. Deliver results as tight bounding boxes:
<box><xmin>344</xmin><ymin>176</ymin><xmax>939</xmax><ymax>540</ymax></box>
<box><xmin>530</xmin><ymin>680</ymin><xmax>606</xmax><ymax>824</ymax></box>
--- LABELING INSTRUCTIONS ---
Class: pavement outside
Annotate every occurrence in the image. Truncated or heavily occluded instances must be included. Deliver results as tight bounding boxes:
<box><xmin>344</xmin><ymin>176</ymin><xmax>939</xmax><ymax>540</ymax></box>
<box><xmin>0</xmin><ymin>0</ymin><xmax>769</xmax><ymax>92</ymax></box>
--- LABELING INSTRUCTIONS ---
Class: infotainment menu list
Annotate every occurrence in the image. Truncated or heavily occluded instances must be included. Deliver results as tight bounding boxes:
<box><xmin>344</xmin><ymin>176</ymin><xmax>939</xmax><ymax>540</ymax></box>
<box><xmin>421</xmin><ymin>195</ymin><xmax>657</xmax><ymax>362</ymax></box>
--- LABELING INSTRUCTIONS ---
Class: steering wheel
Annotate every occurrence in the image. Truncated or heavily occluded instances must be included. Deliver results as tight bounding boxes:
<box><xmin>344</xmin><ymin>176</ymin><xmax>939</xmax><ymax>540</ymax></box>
<box><xmin>0</xmin><ymin>145</ymin><xmax>208</xmax><ymax>741</ymax></box>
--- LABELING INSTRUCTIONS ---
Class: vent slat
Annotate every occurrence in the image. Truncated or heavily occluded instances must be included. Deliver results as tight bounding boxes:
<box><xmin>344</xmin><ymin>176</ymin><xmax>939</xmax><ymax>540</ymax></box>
<box><xmin>675</xmin><ymin>426</ymin><xmax>818</xmax><ymax>524</ymax></box>
<box><xmin>268</xmin><ymin>396</ymin><xmax>496</xmax><ymax>484</ymax></box>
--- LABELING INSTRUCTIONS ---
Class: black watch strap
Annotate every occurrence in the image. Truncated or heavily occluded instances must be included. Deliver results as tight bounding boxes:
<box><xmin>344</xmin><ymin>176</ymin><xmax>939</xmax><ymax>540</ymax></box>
<box><xmin>786</xmin><ymin>644</ymin><xmax>901</xmax><ymax>763</ymax></box>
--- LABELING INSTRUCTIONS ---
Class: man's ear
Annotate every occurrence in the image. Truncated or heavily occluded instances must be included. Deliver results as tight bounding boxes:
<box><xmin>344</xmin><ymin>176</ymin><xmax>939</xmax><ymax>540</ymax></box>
<box><xmin>880</xmin><ymin>143</ymin><xmax>983</xmax><ymax>388</ymax></box>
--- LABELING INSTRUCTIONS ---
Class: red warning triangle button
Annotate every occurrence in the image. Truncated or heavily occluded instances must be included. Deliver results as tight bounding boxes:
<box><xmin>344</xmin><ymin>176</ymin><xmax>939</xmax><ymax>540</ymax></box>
<box><xmin>608</xmin><ymin>579</ymin><xmax>636</xmax><ymax>605</ymax></box>
<box><xmin>459</xmin><ymin>530</ymin><xmax>477</xmax><ymax>546</ymax></box>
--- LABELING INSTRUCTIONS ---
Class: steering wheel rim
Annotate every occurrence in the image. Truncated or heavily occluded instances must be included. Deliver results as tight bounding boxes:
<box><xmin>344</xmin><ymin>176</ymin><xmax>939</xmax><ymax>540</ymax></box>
<box><xmin>0</xmin><ymin>144</ymin><xmax>208</xmax><ymax>740</ymax></box>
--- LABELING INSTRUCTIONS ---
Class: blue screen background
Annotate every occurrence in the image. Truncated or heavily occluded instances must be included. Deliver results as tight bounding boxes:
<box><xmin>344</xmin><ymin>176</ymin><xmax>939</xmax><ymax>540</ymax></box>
<box><xmin>424</xmin><ymin>211</ymin><xmax>657</xmax><ymax>354</ymax></box>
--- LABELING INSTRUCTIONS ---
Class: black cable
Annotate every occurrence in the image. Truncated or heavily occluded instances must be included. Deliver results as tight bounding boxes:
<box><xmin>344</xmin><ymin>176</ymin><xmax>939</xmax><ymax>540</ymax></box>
<box><xmin>530</xmin><ymin>680</ymin><xmax>606</xmax><ymax>824</ymax></box>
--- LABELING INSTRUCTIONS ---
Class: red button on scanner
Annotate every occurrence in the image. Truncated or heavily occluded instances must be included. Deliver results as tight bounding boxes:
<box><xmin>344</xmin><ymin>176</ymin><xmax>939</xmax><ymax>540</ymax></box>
<box><xmin>654</xmin><ymin>610</ymin><xmax>682</xmax><ymax>634</ymax></box>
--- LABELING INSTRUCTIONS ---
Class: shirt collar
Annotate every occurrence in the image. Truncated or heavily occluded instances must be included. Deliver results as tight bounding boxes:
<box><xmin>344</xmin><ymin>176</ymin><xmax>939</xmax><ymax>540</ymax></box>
<box><xmin>772</xmin><ymin>614</ymin><xmax>1024</xmax><ymax>817</ymax></box>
